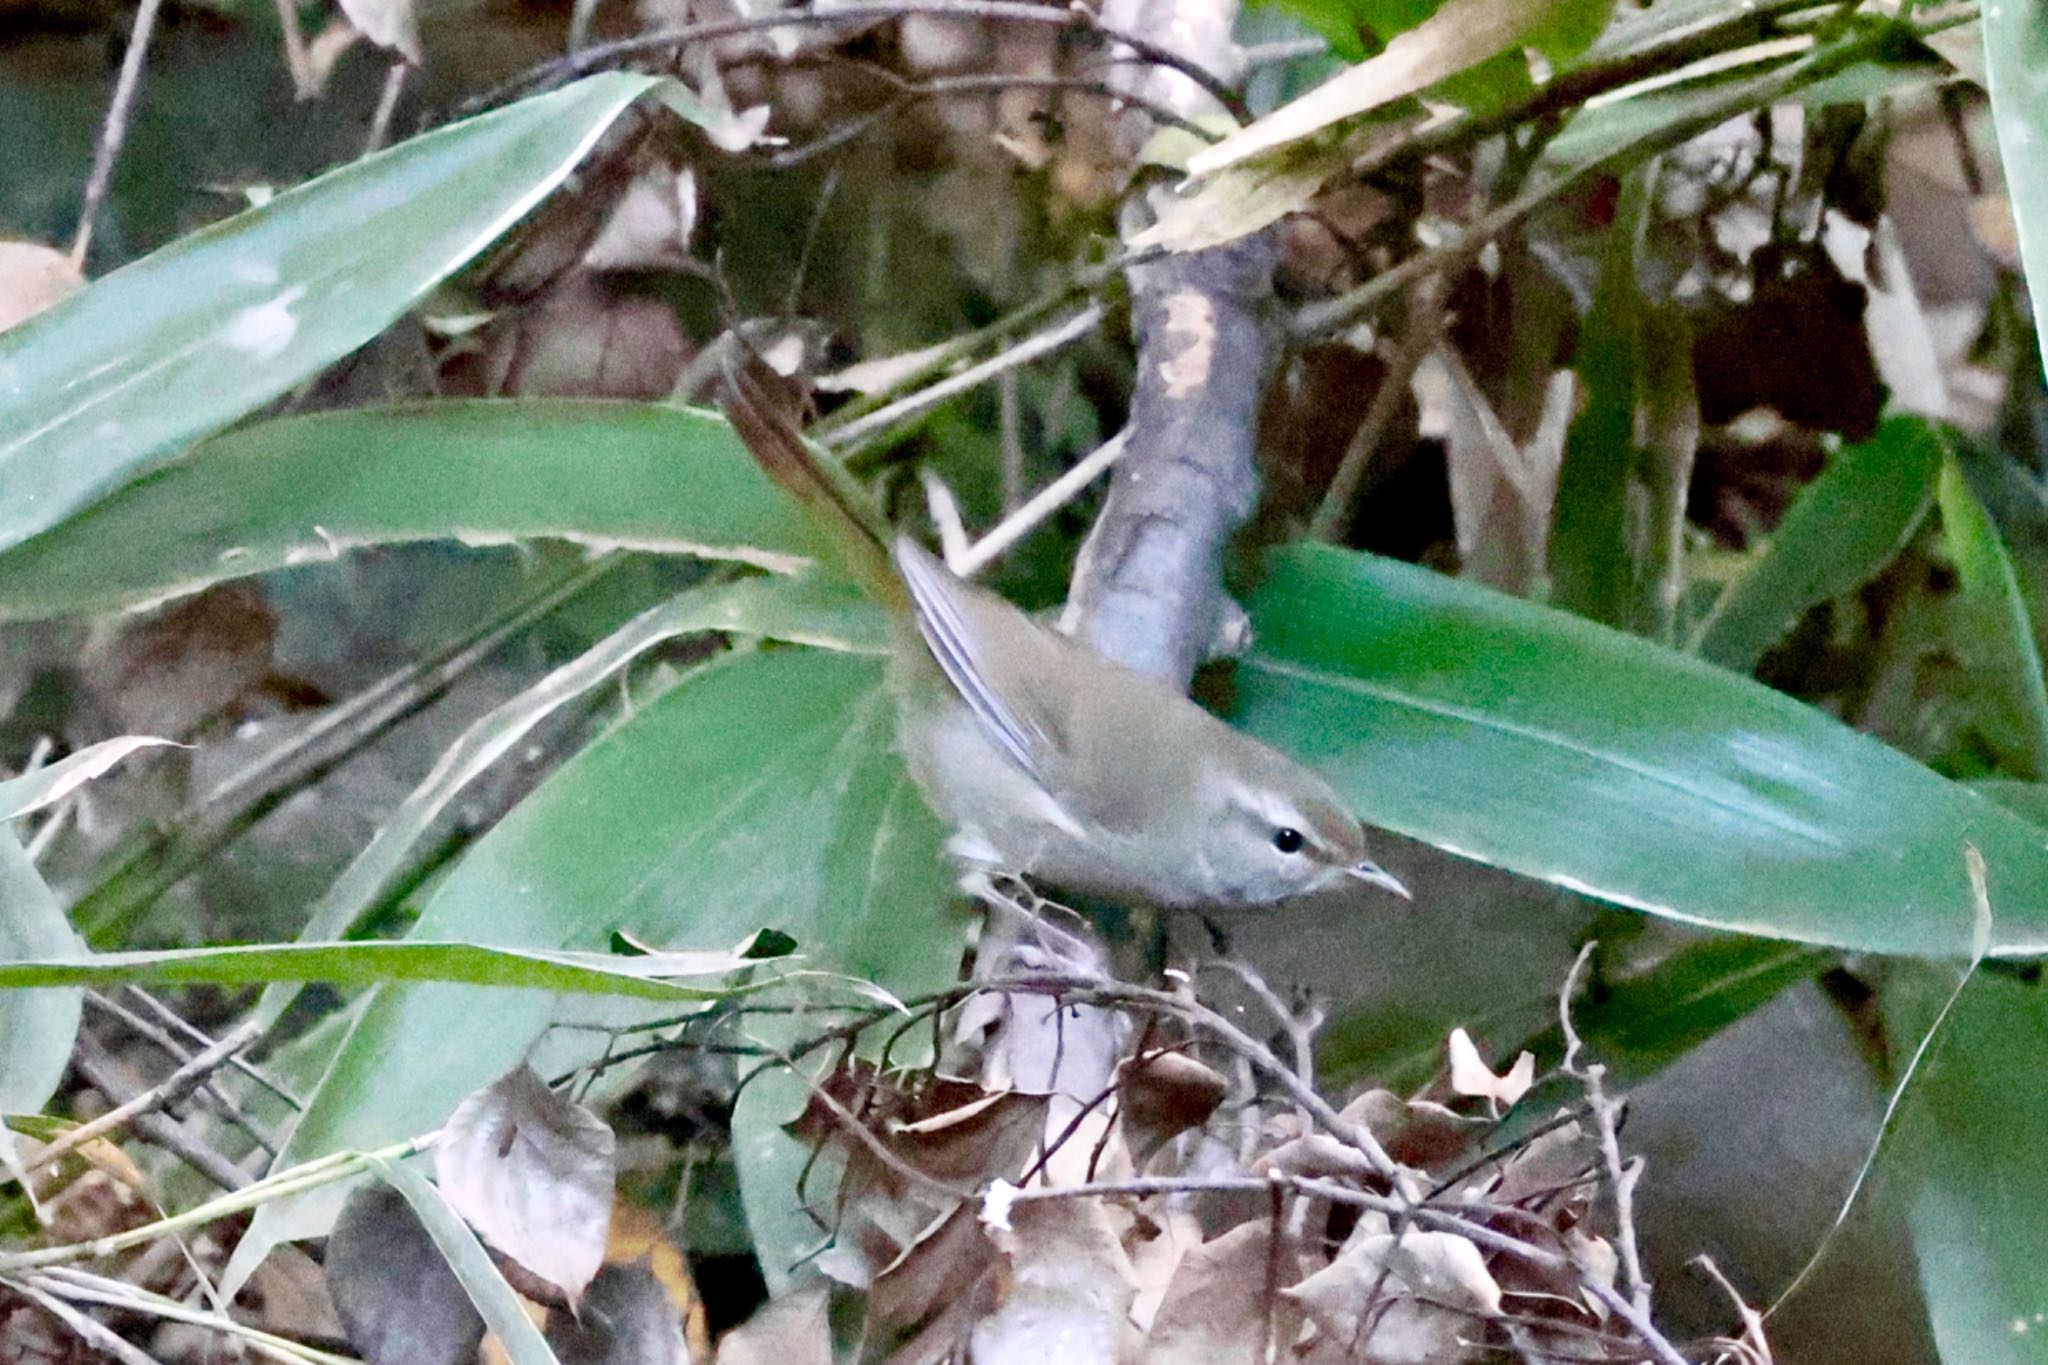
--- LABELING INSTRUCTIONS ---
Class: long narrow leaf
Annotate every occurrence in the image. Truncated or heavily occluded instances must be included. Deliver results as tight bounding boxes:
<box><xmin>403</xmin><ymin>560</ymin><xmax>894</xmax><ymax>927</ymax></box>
<box><xmin>1239</xmin><ymin>543</ymin><xmax>2048</xmax><ymax>957</ymax></box>
<box><xmin>1938</xmin><ymin>454</ymin><xmax>2048</xmax><ymax>778</ymax></box>
<box><xmin>0</xmin><ymin>831</ymin><xmax>85</xmax><ymax>1187</ymax></box>
<box><xmin>239</xmin><ymin>649</ymin><xmax>964</xmax><ymax>1275</ymax></box>
<box><xmin>0</xmin><ymin>401</ymin><xmax>836</xmax><ymax>623</ymax></box>
<box><xmin>251</xmin><ymin>571</ymin><xmax>882</xmax><ymax>1028</ymax></box>
<box><xmin>0</xmin><ymin>73</ymin><xmax>654</xmax><ymax>555</ymax></box>
<box><xmin>1693</xmin><ymin>417</ymin><xmax>1940</xmax><ymax>672</ymax></box>
<box><xmin>1984</xmin><ymin>0</ymin><xmax>2048</xmax><ymax>386</ymax></box>
<box><xmin>0</xmin><ymin>940</ymin><xmax>753</xmax><ymax>999</ymax></box>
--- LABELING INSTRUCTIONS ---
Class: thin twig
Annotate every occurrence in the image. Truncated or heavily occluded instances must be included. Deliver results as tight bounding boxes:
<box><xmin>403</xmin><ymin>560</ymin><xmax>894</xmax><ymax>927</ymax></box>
<box><xmin>955</xmin><ymin>429</ymin><xmax>1129</xmax><ymax>577</ymax></box>
<box><xmin>270</xmin><ymin>0</ymin><xmax>314</xmax><ymax>97</ymax></box>
<box><xmin>740</xmin><ymin>62</ymin><xmax>1220</xmax><ymax>166</ymax></box>
<box><xmin>71</xmin><ymin>0</ymin><xmax>166</xmax><ymax>266</ymax></box>
<box><xmin>82</xmin><ymin>993</ymin><xmax>282</xmax><ymax>1155</ymax></box>
<box><xmin>1292</xmin><ymin>19</ymin><xmax>1904</xmax><ymax>340</ymax></box>
<box><xmin>1</xmin><ymin>1274</ymin><xmax>166</xmax><ymax>1365</ymax></box>
<box><xmin>27</xmin><ymin>1266</ymin><xmax>359</xmax><ymax>1365</ymax></box>
<box><xmin>363</xmin><ymin>60</ymin><xmax>412</xmax><ymax>156</ymax></box>
<box><xmin>0</xmin><ymin>1139</ymin><xmax>427</xmax><ymax>1275</ymax></box>
<box><xmin>37</xmin><ymin>1023</ymin><xmax>262</xmax><ymax>1179</ymax></box>
<box><xmin>995</xmin><ymin>973</ymin><xmax>1401</xmax><ymax>1178</ymax></box>
<box><xmin>1765</xmin><ymin>843</ymin><xmax>1994</xmax><ymax>1320</ymax></box>
<box><xmin>1559</xmin><ymin>943</ymin><xmax>1651</xmax><ymax>1316</ymax></box>
<box><xmin>922</xmin><ymin>469</ymin><xmax>976</xmax><ymax>568</ymax></box>
<box><xmin>999</xmin><ymin>369</ymin><xmax>1024</xmax><ymax>515</ymax></box>
<box><xmin>116</xmin><ymin>988</ymin><xmax>304</xmax><ymax>1110</ymax></box>
<box><xmin>1240</xmin><ymin>36</ymin><xmax>1326</xmax><ymax>68</ymax></box>
<box><xmin>822</xmin><ymin>302</ymin><xmax>1106</xmax><ymax>449</ymax></box>
<box><xmin>1197</xmin><ymin>958</ymin><xmax>1318</xmax><ymax>1093</ymax></box>
<box><xmin>74</xmin><ymin>555</ymin><xmax>626</xmax><ymax>942</ymax></box>
<box><xmin>61</xmin><ymin>1040</ymin><xmax>252</xmax><ymax>1194</ymax></box>
<box><xmin>475</xmin><ymin>0</ymin><xmax>1252</xmax><ymax>125</ymax></box>
<box><xmin>823</xmin><ymin>265</ymin><xmax>1132</xmax><ymax>438</ymax></box>
<box><xmin>748</xmin><ymin>1035</ymin><xmax>976</xmax><ymax>1201</ymax></box>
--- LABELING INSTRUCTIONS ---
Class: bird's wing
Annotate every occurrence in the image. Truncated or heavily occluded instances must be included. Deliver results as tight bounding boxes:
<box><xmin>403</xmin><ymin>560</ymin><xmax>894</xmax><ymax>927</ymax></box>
<box><xmin>893</xmin><ymin>538</ymin><xmax>1061</xmax><ymax>781</ymax></box>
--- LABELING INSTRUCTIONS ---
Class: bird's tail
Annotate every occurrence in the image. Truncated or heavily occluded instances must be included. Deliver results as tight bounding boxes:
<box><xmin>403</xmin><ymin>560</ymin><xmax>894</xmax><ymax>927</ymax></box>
<box><xmin>718</xmin><ymin>354</ymin><xmax>908</xmax><ymax>612</ymax></box>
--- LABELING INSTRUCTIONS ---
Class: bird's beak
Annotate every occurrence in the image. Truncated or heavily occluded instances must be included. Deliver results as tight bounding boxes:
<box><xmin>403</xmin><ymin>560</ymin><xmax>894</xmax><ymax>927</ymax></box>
<box><xmin>1348</xmin><ymin>860</ymin><xmax>1412</xmax><ymax>901</ymax></box>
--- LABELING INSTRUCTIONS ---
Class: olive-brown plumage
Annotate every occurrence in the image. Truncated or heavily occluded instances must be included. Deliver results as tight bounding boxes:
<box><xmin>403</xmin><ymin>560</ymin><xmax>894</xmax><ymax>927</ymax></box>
<box><xmin>721</xmin><ymin>359</ymin><xmax>1407</xmax><ymax>910</ymax></box>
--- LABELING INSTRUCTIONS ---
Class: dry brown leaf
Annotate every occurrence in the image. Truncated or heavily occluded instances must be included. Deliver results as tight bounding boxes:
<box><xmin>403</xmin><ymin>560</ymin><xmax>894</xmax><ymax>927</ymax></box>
<box><xmin>434</xmin><ymin>1064</ymin><xmax>616</xmax><ymax>1310</ymax></box>
<box><xmin>583</xmin><ymin>168</ymin><xmax>699</xmax><ymax>273</ymax></box>
<box><xmin>545</xmin><ymin>1264</ymin><xmax>692</xmax><ymax>1365</ymax></box>
<box><xmin>1116</xmin><ymin>1051</ymin><xmax>1228</xmax><ymax>1158</ymax></box>
<box><xmin>1353</xmin><ymin>1229</ymin><xmax>1502</xmax><ymax>1317</ymax></box>
<box><xmin>868</xmin><ymin>1201</ymin><xmax>992</xmax><ymax>1329</ymax></box>
<box><xmin>302</xmin><ymin>17</ymin><xmax>363</xmax><ymax>96</ymax></box>
<box><xmin>970</xmin><ymin>1198</ymin><xmax>1136</xmax><ymax>1365</ymax></box>
<box><xmin>1126</xmin><ymin>1205</ymin><xmax>1204</xmax><ymax>1333</ymax></box>
<box><xmin>1341</xmin><ymin>1091</ymin><xmax>1475</xmax><ymax>1172</ymax></box>
<box><xmin>1286</xmin><ymin>1221</ymin><xmax>1496</xmax><ymax>1365</ymax></box>
<box><xmin>1135</xmin><ymin>1221</ymin><xmax>1276</xmax><ymax>1365</ymax></box>
<box><xmin>1567</xmin><ymin>1229</ymin><xmax>1617</xmax><ymax>1321</ymax></box>
<box><xmin>1417</xmin><ymin>349</ymin><xmax>1572</xmax><ymax>596</ymax></box>
<box><xmin>1255</xmin><ymin>1131</ymin><xmax>1384</xmax><ymax>1183</ymax></box>
<box><xmin>81</xmin><ymin>580</ymin><xmax>279</xmax><ymax>738</ymax></box>
<box><xmin>327</xmin><ymin>1183</ymin><xmax>484</xmax><ymax>1365</ymax></box>
<box><xmin>1038</xmin><ymin>1104</ymin><xmax>1133</xmax><ymax>1190</ymax></box>
<box><xmin>1489</xmin><ymin>1118</ymin><xmax>1593</xmax><ymax>1205</ymax></box>
<box><xmin>488</xmin><ymin>276</ymin><xmax>693</xmax><ymax>401</ymax></box>
<box><xmin>247</xmin><ymin>1245</ymin><xmax>347</xmax><ymax>1344</ymax></box>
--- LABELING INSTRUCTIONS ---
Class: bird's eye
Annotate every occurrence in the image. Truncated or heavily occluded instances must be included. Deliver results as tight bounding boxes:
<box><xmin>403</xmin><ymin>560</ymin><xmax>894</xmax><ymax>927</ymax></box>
<box><xmin>1272</xmin><ymin>827</ymin><xmax>1306</xmax><ymax>855</ymax></box>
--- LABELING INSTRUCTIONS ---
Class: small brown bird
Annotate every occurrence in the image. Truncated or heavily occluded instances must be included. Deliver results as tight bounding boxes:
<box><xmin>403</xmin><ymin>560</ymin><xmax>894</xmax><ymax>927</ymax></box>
<box><xmin>721</xmin><ymin>359</ymin><xmax>1407</xmax><ymax>911</ymax></box>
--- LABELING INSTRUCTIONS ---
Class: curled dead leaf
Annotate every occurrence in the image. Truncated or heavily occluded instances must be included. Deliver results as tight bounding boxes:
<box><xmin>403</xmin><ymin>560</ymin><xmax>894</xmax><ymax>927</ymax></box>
<box><xmin>1117</xmin><ymin>1050</ymin><xmax>1229</xmax><ymax>1157</ymax></box>
<box><xmin>434</xmin><ymin>1064</ymin><xmax>616</xmax><ymax>1310</ymax></box>
<box><xmin>1446</xmin><ymin>1028</ymin><xmax>1537</xmax><ymax>1109</ymax></box>
<box><xmin>1340</xmin><ymin>1090</ymin><xmax>1477</xmax><ymax>1172</ymax></box>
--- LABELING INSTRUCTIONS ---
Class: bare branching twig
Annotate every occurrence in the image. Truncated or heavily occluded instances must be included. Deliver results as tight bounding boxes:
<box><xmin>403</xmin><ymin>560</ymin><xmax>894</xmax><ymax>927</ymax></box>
<box><xmin>37</xmin><ymin>1023</ymin><xmax>262</xmax><ymax>1183</ymax></box>
<box><xmin>1560</xmin><ymin>943</ymin><xmax>1652</xmax><ymax>1316</ymax></box>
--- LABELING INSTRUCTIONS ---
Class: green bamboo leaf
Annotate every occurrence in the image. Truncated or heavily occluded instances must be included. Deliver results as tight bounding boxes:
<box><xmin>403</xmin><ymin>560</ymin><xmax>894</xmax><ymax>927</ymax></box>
<box><xmin>1974</xmin><ymin>778</ymin><xmax>2048</xmax><ymax>831</ymax></box>
<box><xmin>0</xmin><ymin>73</ymin><xmax>655</xmax><ymax>555</ymax></box>
<box><xmin>1693</xmin><ymin>416</ymin><xmax>1941</xmax><ymax>672</ymax></box>
<box><xmin>238</xmin><ymin>648</ymin><xmax>963</xmax><ymax>1272</ymax></box>
<box><xmin>0</xmin><ymin>939</ymin><xmax>754</xmax><ymax>999</ymax></box>
<box><xmin>1548</xmin><ymin>166</ymin><xmax>1650</xmax><ymax>626</ymax></box>
<box><xmin>1238</xmin><ymin>543</ymin><xmax>2048</xmax><ymax>957</ymax></box>
<box><xmin>1938</xmin><ymin>454</ymin><xmax>2048</xmax><ymax>778</ymax></box>
<box><xmin>0</xmin><ymin>402</ymin><xmax>840</xmax><ymax>623</ymax></box>
<box><xmin>1892</xmin><ymin>972</ymin><xmax>2048</xmax><ymax>1365</ymax></box>
<box><xmin>250</xmin><ymin>571</ymin><xmax>882</xmax><ymax>1029</ymax></box>
<box><xmin>1984</xmin><ymin>0</ymin><xmax>2048</xmax><ymax>387</ymax></box>
<box><xmin>1190</xmin><ymin>0</ymin><xmax>1603</xmax><ymax>174</ymax></box>
<box><xmin>0</xmin><ymin>830</ymin><xmax>84</xmax><ymax>1186</ymax></box>
<box><xmin>1554</xmin><ymin>935</ymin><xmax>1829</xmax><ymax>1078</ymax></box>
